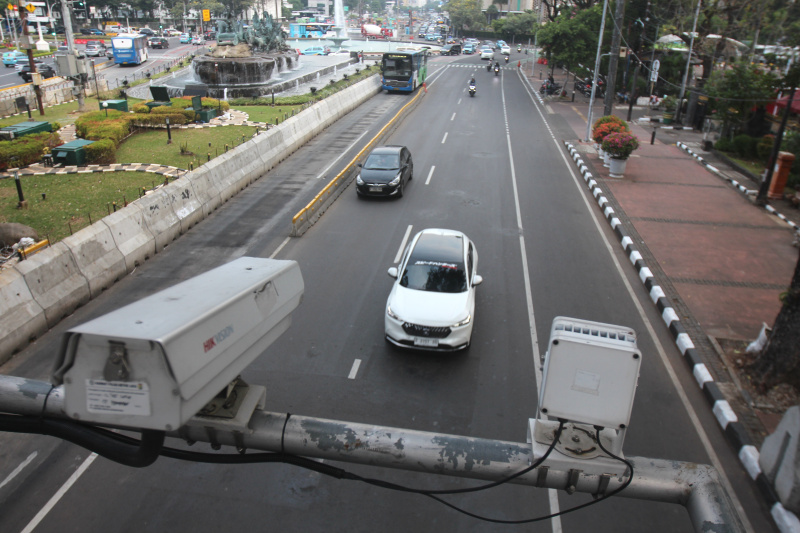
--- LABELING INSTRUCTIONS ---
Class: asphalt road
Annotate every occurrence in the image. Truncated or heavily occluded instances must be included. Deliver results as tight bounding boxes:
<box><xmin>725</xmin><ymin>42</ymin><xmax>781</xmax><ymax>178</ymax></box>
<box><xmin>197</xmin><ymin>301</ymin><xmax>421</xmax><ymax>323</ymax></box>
<box><xmin>0</xmin><ymin>52</ymin><xmax>777</xmax><ymax>532</ymax></box>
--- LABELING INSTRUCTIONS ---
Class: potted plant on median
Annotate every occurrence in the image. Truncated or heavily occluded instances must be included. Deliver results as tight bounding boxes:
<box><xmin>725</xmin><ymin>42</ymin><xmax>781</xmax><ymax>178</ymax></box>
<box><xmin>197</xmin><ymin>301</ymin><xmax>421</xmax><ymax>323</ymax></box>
<box><xmin>601</xmin><ymin>132</ymin><xmax>640</xmax><ymax>178</ymax></box>
<box><xmin>661</xmin><ymin>96</ymin><xmax>678</xmax><ymax>124</ymax></box>
<box><xmin>593</xmin><ymin>120</ymin><xmax>630</xmax><ymax>163</ymax></box>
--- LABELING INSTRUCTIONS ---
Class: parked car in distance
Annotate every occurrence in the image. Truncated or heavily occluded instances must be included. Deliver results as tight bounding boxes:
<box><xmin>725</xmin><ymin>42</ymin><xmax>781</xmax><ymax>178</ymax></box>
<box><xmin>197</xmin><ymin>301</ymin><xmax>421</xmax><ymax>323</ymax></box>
<box><xmin>15</xmin><ymin>58</ymin><xmax>44</xmax><ymax>73</ymax></box>
<box><xmin>440</xmin><ymin>43</ymin><xmax>461</xmax><ymax>55</ymax></box>
<box><xmin>84</xmin><ymin>44</ymin><xmax>105</xmax><ymax>57</ymax></box>
<box><xmin>180</xmin><ymin>33</ymin><xmax>191</xmax><ymax>43</ymax></box>
<box><xmin>385</xmin><ymin>228</ymin><xmax>482</xmax><ymax>351</ymax></box>
<box><xmin>2</xmin><ymin>50</ymin><xmax>28</xmax><ymax>67</ymax></box>
<box><xmin>164</xmin><ymin>28</ymin><xmax>182</xmax><ymax>36</ymax></box>
<box><xmin>80</xmin><ymin>28</ymin><xmax>105</xmax><ymax>35</ymax></box>
<box><xmin>148</xmin><ymin>37</ymin><xmax>169</xmax><ymax>49</ymax></box>
<box><xmin>355</xmin><ymin>145</ymin><xmax>413</xmax><ymax>198</ymax></box>
<box><xmin>301</xmin><ymin>45</ymin><xmax>331</xmax><ymax>55</ymax></box>
<box><xmin>19</xmin><ymin>63</ymin><xmax>56</xmax><ymax>83</ymax></box>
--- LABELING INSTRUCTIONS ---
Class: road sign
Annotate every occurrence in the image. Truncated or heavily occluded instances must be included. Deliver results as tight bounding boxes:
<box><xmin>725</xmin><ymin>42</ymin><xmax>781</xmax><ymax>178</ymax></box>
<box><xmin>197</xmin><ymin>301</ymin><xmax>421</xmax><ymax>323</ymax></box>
<box><xmin>650</xmin><ymin>58</ymin><xmax>661</xmax><ymax>83</ymax></box>
<box><xmin>202</xmin><ymin>9</ymin><xmax>210</xmax><ymax>21</ymax></box>
<box><xmin>25</xmin><ymin>3</ymin><xmax>35</xmax><ymax>13</ymax></box>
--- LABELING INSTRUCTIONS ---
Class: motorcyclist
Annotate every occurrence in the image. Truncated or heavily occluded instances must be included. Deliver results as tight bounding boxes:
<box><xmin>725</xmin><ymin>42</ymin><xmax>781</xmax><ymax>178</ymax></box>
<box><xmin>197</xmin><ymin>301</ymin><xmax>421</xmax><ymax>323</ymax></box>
<box><xmin>470</xmin><ymin>76</ymin><xmax>476</xmax><ymax>86</ymax></box>
<box><xmin>487</xmin><ymin>61</ymin><xmax>492</xmax><ymax>72</ymax></box>
<box><xmin>504</xmin><ymin>55</ymin><xmax>509</xmax><ymax>63</ymax></box>
<box><xmin>494</xmin><ymin>61</ymin><xmax>500</xmax><ymax>70</ymax></box>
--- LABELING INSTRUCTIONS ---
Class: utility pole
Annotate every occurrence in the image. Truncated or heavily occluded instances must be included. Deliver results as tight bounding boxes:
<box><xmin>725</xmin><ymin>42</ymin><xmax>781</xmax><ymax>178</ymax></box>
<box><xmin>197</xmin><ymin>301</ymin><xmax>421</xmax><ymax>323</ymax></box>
<box><xmin>18</xmin><ymin>0</ymin><xmax>45</xmax><ymax>115</ymax></box>
<box><xmin>61</xmin><ymin>0</ymin><xmax>87</xmax><ymax>111</ymax></box>
<box><xmin>603</xmin><ymin>0</ymin><xmax>626</xmax><ymax>116</ymax></box>
<box><xmin>675</xmin><ymin>0</ymin><xmax>701</xmax><ymax>124</ymax></box>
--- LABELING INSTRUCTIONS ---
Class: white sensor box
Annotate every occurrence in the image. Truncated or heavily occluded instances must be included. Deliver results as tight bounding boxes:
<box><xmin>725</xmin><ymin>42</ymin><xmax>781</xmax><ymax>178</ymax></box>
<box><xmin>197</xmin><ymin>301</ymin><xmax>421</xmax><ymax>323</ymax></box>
<box><xmin>539</xmin><ymin>317</ymin><xmax>641</xmax><ymax>429</ymax></box>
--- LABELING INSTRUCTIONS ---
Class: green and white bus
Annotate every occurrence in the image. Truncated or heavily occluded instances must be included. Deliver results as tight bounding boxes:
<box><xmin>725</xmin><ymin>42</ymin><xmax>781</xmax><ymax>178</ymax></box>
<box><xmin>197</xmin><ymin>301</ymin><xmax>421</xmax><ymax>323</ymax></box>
<box><xmin>381</xmin><ymin>49</ymin><xmax>429</xmax><ymax>93</ymax></box>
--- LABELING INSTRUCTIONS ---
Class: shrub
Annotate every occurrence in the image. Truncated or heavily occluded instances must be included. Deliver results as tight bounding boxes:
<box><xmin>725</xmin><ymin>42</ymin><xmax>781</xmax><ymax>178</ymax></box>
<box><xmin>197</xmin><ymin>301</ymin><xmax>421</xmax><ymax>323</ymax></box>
<box><xmin>131</xmin><ymin>103</ymin><xmax>150</xmax><ymax>113</ymax></box>
<box><xmin>715</xmin><ymin>137</ymin><xmax>734</xmax><ymax>152</ymax></box>
<box><xmin>758</xmin><ymin>135</ymin><xmax>775</xmax><ymax>162</ymax></box>
<box><xmin>662</xmin><ymin>95</ymin><xmax>678</xmax><ymax>112</ymax></box>
<box><xmin>601</xmin><ymin>132</ymin><xmax>640</xmax><ymax>159</ymax></box>
<box><xmin>593</xmin><ymin>121</ymin><xmax>629</xmax><ymax>143</ymax></box>
<box><xmin>0</xmin><ymin>135</ymin><xmax>44</xmax><ymax>170</ymax></box>
<box><xmin>85</xmin><ymin>138</ymin><xmax>116</xmax><ymax>164</ymax></box>
<box><xmin>732</xmin><ymin>134</ymin><xmax>757</xmax><ymax>159</ymax></box>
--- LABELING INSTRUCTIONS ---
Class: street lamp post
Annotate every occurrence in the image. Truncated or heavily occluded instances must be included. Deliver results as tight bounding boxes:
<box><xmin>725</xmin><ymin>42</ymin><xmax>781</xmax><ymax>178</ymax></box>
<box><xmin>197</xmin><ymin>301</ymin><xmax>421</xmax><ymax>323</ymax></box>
<box><xmin>103</xmin><ymin>101</ymin><xmax>108</xmax><ymax>117</ymax></box>
<box><xmin>165</xmin><ymin>116</ymin><xmax>172</xmax><ymax>144</ymax></box>
<box><xmin>584</xmin><ymin>0</ymin><xmax>610</xmax><ymax>142</ymax></box>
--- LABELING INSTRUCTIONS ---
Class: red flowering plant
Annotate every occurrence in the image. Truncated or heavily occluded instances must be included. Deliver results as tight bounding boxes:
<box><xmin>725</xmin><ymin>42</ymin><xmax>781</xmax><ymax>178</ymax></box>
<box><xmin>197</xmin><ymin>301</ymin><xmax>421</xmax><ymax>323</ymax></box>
<box><xmin>592</xmin><ymin>115</ymin><xmax>626</xmax><ymax>135</ymax></box>
<box><xmin>601</xmin><ymin>132</ymin><xmax>640</xmax><ymax>159</ymax></box>
<box><xmin>592</xmin><ymin>121</ymin><xmax>629</xmax><ymax>144</ymax></box>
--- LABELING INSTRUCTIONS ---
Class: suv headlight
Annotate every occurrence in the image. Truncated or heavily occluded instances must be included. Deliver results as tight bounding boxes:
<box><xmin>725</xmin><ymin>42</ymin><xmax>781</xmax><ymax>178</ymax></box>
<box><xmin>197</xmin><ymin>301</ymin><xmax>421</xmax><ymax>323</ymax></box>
<box><xmin>386</xmin><ymin>305</ymin><xmax>400</xmax><ymax>320</ymax></box>
<box><xmin>356</xmin><ymin>174</ymin><xmax>364</xmax><ymax>185</ymax></box>
<box><xmin>389</xmin><ymin>173</ymin><xmax>401</xmax><ymax>186</ymax></box>
<box><xmin>452</xmin><ymin>314</ymin><xmax>471</xmax><ymax>328</ymax></box>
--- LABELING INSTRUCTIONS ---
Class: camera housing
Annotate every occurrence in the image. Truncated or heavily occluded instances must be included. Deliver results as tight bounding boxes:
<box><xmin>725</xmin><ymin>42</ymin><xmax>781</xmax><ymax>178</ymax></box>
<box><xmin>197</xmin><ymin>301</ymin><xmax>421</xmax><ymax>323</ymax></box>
<box><xmin>52</xmin><ymin>257</ymin><xmax>304</xmax><ymax>431</ymax></box>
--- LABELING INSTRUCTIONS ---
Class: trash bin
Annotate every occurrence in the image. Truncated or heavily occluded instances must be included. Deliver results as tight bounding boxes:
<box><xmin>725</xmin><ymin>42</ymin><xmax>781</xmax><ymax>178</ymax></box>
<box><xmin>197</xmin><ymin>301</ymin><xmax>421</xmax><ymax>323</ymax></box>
<box><xmin>768</xmin><ymin>152</ymin><xmax>796</xmax><ymax>200</ymax></box>
<box><xmin>195</xmin><ymin>108</ymin><xmax>217</xmax><ymax>123</ymax></box>
<box><xmin>102</xmin><ymin>99</ymin><xmax>128</xmax><ymax>112</ymax></box>
<box><xmin>53</xmin><ymin>139</ymin><xmax>95</xmax><ymax>166</ymax></box>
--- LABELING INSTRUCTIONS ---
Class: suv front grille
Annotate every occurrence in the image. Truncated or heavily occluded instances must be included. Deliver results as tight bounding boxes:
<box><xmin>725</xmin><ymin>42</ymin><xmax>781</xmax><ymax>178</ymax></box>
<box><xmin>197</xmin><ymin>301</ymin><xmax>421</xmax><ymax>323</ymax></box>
<box><xmin>402</xmin><ymin>323</ymin><xmax>451</xmax><ymax>338</ymax></box>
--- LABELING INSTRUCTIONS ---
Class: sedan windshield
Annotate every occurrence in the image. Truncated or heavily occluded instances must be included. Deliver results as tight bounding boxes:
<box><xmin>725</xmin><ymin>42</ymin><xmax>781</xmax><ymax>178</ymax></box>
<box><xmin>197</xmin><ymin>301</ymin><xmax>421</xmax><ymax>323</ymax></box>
<box><xmin>364</xmin><ymin>154</ymin><xmax>400</xmax><ymax>170</ymax></box>
<box><xmin>401</xmin><ymin>260</ymin><xmax>467</xmax><ymax>293</ymax></box>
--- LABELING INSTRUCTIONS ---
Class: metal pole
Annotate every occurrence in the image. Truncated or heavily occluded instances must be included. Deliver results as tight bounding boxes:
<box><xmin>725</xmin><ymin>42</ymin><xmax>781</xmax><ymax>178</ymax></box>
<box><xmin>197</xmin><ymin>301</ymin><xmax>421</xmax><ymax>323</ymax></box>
<box><xmin>675</xmin><ymin>0</ymin><xmax>701</xmax><ymax>124</ymax></box>
<box><xmin>0</xmin><ymin>376</ymin><xmax>745</xmax><ymax>533</ymax></box>
<box><xmin>584</xmin><ymin>0</ymin><xmax>610</xmax><ymax>142</ymax></box>
<box><xmin>91</xmin><ymin>59</ymin><xmax>100</xmax><ymax>105</ymax></box>
<box><xmin>757</xmin><ymin>86</ymin><xmax>796</xmax><ymax>205</ymax></box>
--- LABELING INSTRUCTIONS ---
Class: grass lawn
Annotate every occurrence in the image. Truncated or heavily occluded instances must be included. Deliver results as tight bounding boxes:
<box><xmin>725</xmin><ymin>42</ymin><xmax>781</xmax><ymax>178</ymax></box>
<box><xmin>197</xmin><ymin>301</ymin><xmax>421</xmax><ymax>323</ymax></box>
<box><xmin>229</xmin><ymin>105</ymin><xmax>304</xmax><ymax>124</ymax></box>
<box><xmin>0</xmin><ymin>171</ymin><xmax>174</xmax><ymax>243</ymax></box>
<box><xmin>115</xmin><ymin>125</ymin><xmax>260</xmax><ymax>169</ymax></box>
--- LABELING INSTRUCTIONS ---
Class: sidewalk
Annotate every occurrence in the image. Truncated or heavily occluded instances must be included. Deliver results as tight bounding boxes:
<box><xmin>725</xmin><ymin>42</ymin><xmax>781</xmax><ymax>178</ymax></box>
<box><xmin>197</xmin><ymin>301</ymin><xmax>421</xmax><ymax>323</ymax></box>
<box><xmin>528</xmin><ymin>65</ymin><xmax>800</xmax><ymax>529</ymax></box>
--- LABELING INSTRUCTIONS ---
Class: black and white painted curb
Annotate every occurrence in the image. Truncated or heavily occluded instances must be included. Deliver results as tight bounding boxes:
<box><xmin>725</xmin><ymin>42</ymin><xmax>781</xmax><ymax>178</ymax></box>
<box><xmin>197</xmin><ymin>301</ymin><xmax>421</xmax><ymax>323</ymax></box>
<box><xmin>677</xmin><ymin>142</ymin><xmax>800</xmax><ymax>235</ymax></box>
<box><xmin>563</xmin><ymin>140</ymin><xmax>800</xmax><ymax>533</ymax></box>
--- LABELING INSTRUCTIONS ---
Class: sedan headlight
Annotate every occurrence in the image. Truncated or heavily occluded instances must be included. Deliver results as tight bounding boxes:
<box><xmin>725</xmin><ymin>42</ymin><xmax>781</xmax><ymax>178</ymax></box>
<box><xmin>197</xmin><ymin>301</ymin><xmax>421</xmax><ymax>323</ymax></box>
<box><xmin>389</xmin><ymin>173</ymin><xmax>402</xmax><ymax>186</ymax></box>
<box><xmin>356</xmin><ymin>174</ymin><xmax>364</xmax><ymax>185</ymax></box>
<box><xmin>452</xmin><ymin>314</ymin><xmax>471</xmax><ymax>328</ymax></box>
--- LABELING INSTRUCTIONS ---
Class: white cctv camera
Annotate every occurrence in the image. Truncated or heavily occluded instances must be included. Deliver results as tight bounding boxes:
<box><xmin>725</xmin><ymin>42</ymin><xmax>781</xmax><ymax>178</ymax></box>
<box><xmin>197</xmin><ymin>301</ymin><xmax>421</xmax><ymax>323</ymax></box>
<box><xmin>52</xmin><ymin>257</ymin><xmax>304</xmax><ymax>431</ymax></box>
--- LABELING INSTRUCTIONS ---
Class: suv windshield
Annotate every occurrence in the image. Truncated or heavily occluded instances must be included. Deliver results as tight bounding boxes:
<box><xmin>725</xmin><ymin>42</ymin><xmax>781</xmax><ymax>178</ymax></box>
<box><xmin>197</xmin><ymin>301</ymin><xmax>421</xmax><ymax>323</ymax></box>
<box><xmin>401</xmin><ymin>260</ymin><xmax>467</xmax><ymax>293</ymax></box>
<box><xmin>364</xmin><ymin>153</ymin><xmax>399</xmax><ymax>170</ymax></box>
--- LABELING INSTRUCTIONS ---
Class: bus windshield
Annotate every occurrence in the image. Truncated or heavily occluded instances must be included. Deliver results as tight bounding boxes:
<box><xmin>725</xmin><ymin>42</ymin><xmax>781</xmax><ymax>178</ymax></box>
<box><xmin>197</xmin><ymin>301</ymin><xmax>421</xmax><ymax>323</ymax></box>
<box><xmin>382</xmin><ymin>55</ymin><xmax>412</xmax><ymax>79</ymax></box>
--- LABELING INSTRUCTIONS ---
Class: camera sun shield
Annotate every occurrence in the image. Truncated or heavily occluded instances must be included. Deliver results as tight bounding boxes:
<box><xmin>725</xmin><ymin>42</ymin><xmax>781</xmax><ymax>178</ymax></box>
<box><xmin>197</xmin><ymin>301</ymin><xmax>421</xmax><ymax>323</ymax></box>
<box><xmin>52</xmin><ymin>258</ymin><xmax>304</xmax><ymax>431</ymax></box>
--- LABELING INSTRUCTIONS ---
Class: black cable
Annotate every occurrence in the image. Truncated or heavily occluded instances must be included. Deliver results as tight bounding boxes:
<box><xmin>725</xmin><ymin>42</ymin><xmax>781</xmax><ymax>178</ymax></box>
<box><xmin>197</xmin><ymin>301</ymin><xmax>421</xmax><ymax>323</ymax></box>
<box><xmin>0</xmin><ymin>414</ymin><xmax>163</xmax><ymax>467</ymax></box>
<box><xmin>281</xmin><ymin>412</ymin><xmax>291</xmax><ymax>455</ymax></box>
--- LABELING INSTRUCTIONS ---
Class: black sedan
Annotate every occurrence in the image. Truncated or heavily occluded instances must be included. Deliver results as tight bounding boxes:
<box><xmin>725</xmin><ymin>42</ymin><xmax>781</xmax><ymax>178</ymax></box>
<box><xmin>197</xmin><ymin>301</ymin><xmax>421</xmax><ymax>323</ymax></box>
<box><xmin>19</xmin><ymin>64</ymin><xmax>56</xmax><ymax>83</ymax></box>
<box><xmin>355</xmin><ymin>145</ymin><xmax>414</xmax><ymax>198</ymax></box>
<box><xmin>148</xmin><ymin>37</ymin><xmax>169</xmax><ymax>49</ymax></box>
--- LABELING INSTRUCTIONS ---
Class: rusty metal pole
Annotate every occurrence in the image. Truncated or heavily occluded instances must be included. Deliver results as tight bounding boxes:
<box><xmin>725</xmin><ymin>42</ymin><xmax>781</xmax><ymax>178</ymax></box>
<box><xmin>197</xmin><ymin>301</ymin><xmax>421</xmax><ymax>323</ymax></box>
<box><xmin>18</xmin><ymin>0</ymin><xmax>45</xmax><ymax>115</ymax></box>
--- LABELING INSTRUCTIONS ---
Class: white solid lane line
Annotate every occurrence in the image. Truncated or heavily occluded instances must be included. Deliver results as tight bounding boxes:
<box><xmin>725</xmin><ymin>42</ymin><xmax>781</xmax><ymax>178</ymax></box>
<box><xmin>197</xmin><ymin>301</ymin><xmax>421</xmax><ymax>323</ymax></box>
<box><xmin>394</xmin><ymin>225</ymin><xmax>413</xmax><ymax>264</ymax></box>
<box><xmin>0</xmin><ymin>451</ymin><xmax>37</xmax><ymax>491</ymax></box>
<box><xmin>21</xmin><ymin>453</ymin><xmax>98</xmax><ymax>533</ymax></box>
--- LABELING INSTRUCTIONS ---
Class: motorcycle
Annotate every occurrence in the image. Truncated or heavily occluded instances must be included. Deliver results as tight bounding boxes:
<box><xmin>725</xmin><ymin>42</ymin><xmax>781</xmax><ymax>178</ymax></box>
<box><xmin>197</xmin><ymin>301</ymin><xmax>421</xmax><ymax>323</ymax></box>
<box><xmin>540</xmin><ymin>80</ymin><xmax>562</xmax><ymax>96</ymax></box>
<box><xmin>494</xmin><ymin>65</ymin><xmax>500</xmax><ymax>76</ymax></box>
<box><xmin>469</xmin><ymin>84</ymin><xmax>476</xmax><ymax>97</ymax></box>
<box><xmin>487</xmin><ymin>62</ymin><xmax>492</xmax><ymax>72</ymax></box>
<box><xmin>517</xmin><ymin>45</ymin><xmax>522</xmax><ymax>52</ymax></box>
<box><xmin>504</xmin><ymin>55</ymin><xmax>509</xmax><ymax>63</ymax></box>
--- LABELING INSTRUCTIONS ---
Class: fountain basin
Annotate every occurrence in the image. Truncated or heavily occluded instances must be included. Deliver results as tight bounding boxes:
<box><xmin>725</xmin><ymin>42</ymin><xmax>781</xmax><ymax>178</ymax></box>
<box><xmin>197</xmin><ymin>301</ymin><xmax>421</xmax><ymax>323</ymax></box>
<box><xmin>193</xmin><ymin>51</ymin><xmax>300</xmax><ymax>98</ymax></box>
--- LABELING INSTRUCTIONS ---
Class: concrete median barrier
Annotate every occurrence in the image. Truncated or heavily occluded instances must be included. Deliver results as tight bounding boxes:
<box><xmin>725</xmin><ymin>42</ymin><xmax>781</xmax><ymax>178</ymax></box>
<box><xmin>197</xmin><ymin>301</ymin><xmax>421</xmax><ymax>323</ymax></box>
<box><xmin>14</xmin><ymin>242</ymin><xmax>90</xmax><ymax>328</ymax></box>
<box><xmin>136</xmin><ymin>188</ymin><xmax>181</xmax><ymax>252</ymax></box>
<box><xmin>101</xmin><ymin>203</ymin><xmax>156</xmax><ymax>273</ymax></box>
<box><xmin>185</xmin><ymin>168</ymin><xmax>222</xmax><ymax>216</ymax></box>
<box><xmin>162</xmin><ymin>178</ymin><xmax>204</xmax><ymax>234</ymax></box>
<box><xmin>62</xmin><ymin>222</ymin><xmax>127</xmax><ymax>298</ymax></box>
<box><xmin>0</xmin><ymin>267</ymin><xmax>48</xmax><ymax>364</ymax></box>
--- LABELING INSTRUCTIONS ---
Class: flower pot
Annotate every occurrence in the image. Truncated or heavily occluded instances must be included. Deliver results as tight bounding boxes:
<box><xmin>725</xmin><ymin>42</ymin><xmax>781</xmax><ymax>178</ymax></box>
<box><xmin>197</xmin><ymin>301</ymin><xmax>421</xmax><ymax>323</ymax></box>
<box><xmin>603</xmin><ymin>152</ymin><xmax>610</xmax><ymax>167</ymax></box>
<box><xmin>608</xmin><ymin>157</ymin><xmax>627</xmax><ymax>178</ymax></box>
<box><xmin>662</xmin><ymin>112</ymin><xmax>674</xmax><ymax>125</ymax></box>
<box><xmin>598</xmin><ymin>147</ymin><xmax>605</xmax><ymax>159</ymax></box>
